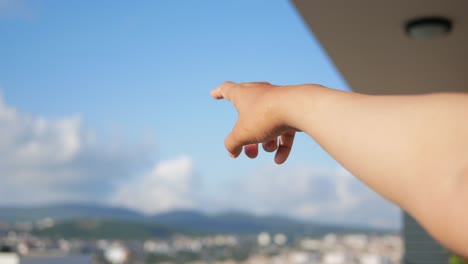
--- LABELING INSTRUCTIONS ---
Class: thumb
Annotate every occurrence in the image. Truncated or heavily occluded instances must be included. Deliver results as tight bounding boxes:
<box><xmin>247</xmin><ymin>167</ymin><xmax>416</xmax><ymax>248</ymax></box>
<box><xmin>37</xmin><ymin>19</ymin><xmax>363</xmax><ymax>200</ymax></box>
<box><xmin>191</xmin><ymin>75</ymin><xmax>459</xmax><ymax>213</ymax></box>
<box><xmin>224</xmin><ymin>122</ymin><xmax>248</xmax><ymax>158</ymax></box>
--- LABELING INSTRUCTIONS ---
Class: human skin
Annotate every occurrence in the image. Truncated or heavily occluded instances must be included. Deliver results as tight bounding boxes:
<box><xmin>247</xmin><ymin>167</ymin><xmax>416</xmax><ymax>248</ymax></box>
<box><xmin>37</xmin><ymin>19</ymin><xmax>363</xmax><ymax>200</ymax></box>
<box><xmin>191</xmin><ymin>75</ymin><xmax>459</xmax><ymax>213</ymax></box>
<box><xmin>211</xmin><ymin>81</ymin><xmax>468</xmax><ymax>257</ymax></box>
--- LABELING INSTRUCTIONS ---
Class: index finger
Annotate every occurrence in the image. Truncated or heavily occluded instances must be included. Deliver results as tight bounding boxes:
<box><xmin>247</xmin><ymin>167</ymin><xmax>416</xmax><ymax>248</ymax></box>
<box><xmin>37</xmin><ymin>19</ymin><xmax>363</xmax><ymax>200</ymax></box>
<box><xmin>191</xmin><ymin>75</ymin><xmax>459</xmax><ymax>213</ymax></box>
<box><xmin>210</xmin><ymin>81</ymin><xmax>237</xmax><ymax>101</ymax></box>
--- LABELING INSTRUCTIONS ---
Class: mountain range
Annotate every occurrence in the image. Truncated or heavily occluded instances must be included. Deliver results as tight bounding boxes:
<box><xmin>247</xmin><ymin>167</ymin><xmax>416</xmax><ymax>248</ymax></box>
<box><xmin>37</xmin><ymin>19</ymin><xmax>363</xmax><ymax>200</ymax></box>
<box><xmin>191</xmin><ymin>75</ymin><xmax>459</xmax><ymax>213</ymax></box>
<box><xmin>0</xmin><ymin>203</ymin><xmax>396</xmax><ymax>239</ymax></box>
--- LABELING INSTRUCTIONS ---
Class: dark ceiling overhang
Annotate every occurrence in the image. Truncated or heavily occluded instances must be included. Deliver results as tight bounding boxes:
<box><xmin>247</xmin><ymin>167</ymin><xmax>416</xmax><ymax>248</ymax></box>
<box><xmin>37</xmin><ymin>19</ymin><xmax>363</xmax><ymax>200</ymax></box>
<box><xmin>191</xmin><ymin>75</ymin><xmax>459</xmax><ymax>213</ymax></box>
<box><xmin>292</xmin><ymin>0</ymin><xmax>468</xmax><ymax>95</ymax></box>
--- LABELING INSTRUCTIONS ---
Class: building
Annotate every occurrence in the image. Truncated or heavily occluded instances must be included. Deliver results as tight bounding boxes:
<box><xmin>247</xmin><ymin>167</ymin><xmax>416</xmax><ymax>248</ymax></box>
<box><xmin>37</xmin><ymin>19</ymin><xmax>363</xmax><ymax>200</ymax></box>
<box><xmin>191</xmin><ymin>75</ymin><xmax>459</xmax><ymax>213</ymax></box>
<box><xmin>291</xmin><ymin>0</ymin><xmax>467</xmax><ymax>263</ymax></box>
<box><xmin>0</xmin><ymin>253</ymin><xmax>20</xmax><ymax>264</ymax></box>
<box><xmin>20</xmin><ymin>255</ymin><xmax>93</xmax><ymax>264</ymax></box>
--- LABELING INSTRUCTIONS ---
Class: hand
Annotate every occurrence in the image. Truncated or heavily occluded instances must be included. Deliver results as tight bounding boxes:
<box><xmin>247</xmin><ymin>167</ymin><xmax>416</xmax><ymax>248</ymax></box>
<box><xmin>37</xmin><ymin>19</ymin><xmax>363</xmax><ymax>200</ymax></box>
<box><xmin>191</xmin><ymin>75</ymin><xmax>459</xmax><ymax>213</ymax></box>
<box><xmin>211</xmin><ymin>81</ymin><xmax>297</xmax><ymax>164</ymax></box>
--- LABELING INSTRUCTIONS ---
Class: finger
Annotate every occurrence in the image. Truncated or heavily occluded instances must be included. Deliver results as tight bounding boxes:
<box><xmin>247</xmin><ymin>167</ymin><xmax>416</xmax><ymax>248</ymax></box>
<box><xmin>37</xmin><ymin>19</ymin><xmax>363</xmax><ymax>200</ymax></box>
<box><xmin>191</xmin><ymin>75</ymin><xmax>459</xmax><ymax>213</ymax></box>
<box><xmin>224</xmin><ymin>123</ymin><xmax>247</xmax><ymax>158</ymax></box>
<box><xmin>244</xmin><ymin>144</ymin><xmax>259</xmax><ymax>159</ymax></box>
<box><xmin>274</xmin><ymin>130</ymin><xmax>296</xmax><ymax>164</ymax></box>
<box><xmin>262</xmin><ymin>138</ymin><xmax>278</xmax><ymax>152</ymax></box>
<box><xmin>210</xmin><ymin>81</ymin><xmax>237</xmax><ymax>101</ymax></box>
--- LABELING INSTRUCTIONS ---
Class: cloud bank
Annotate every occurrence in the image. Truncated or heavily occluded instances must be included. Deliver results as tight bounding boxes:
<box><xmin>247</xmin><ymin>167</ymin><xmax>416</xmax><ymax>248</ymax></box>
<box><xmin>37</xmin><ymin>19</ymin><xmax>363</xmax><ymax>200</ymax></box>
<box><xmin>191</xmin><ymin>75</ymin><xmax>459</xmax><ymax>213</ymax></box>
<box><xmin>0</xmin><ymin>93</ymin><xmax>200</xmax><ymax>214</ymax></box>
<box><xmin>111</xmin><ymin>156</ymin><xmax>199</xmax><ymax>214</ymax></box>
<box><xmin>223</xmin><ymin>165</ymin><xmax>400</xmax><ymax>229</ymax></box>
<box><xmin>0</xmin><ymin>94</ymin><xmax>151</xmax><ymax>205</ymax></box>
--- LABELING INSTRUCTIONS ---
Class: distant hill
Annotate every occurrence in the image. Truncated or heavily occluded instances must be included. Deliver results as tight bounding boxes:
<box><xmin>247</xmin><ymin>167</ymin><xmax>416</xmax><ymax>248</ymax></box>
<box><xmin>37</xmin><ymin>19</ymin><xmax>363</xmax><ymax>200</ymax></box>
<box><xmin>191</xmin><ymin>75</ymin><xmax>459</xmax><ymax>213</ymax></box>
<box><xmin>32</xmin><ymin>219</ymin><xmax>175</xmax><ymax>239</ymax></box>
<box><xmin>153</xmin><ymin>210</ymin><xmax>376</xmax><ymax>236</ymax></box>
<box><xmin>0</xmin><ymin>204</ymin><xmax>395</xmax><ymax>238</ymax></box>
<box><xmin>0</xmin><ymin>203</ymin><xmax>145</xmax><ymax>222</ymax></box>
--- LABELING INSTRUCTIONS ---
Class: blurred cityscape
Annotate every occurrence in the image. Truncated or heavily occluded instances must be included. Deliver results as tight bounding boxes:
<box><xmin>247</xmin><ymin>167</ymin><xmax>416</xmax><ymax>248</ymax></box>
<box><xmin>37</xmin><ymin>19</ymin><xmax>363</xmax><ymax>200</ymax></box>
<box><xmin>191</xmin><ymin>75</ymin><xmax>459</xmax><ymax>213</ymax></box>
<box><xmin>0</xmin><ymin>205</ymin><xmax>402</xmax><ymax>264</ymax></box>
<box><xmin>0</xmin><ymin>231</ymin><xmax>402</xmax><ymax>264</ymax></box>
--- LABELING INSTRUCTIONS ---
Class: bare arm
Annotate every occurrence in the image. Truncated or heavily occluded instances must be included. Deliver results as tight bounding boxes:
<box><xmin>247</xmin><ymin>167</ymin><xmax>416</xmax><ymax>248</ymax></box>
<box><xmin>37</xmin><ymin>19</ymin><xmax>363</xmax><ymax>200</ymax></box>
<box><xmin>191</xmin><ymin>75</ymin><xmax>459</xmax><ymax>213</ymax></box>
<box><xmin>211</xmin><ymin>81</ymin><xmax>468</xmax><ymax>257</ymax></box>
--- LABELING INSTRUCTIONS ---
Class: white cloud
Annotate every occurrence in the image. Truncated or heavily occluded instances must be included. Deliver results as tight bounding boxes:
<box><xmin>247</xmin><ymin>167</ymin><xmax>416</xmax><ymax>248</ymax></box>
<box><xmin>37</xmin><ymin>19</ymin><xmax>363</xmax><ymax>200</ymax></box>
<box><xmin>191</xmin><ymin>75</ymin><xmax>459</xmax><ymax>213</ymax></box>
<box><xmin>110</xmin><ymin>156</ymin><xmax>198</xmax><ymax>214</ymax></box>
<box><xmin>0</xmin><ymin>94</ymin><xmax>152</xmax><ymax>205</ymax></box>
<box><xmin>224</xmin><ymin>164</ymin><xmax>401</xmax><ymax>229</ymax></box>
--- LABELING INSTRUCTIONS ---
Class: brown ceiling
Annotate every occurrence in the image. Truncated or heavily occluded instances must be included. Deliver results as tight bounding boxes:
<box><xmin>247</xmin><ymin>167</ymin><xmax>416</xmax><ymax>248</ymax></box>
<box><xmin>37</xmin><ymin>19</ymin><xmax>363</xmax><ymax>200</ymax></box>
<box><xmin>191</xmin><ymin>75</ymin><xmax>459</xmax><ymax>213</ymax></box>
<box><xmin>292</xmin><ymin>0</ymin><xmax>468</xmax><ymax>95</ymax></box>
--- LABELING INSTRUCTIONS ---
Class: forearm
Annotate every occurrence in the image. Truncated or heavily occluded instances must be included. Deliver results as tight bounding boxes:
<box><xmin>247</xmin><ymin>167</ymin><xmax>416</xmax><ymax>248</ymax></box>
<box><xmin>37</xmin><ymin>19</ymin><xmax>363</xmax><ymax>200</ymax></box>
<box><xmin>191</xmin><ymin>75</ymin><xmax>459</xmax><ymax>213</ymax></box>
<box><xmin>278</xmin><ymin>85</ymin><xmax>468</xmax><ymax>256</ymax></box>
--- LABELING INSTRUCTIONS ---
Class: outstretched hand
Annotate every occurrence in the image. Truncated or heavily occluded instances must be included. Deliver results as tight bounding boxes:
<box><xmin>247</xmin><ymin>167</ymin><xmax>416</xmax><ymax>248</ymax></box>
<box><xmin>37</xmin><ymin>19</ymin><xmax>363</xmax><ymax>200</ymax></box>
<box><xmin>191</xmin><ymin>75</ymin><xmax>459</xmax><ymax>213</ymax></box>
<box><xmin>211</xmin><ymin>81</ymin><xmax>297</xmax><ymax>164</ymax></box>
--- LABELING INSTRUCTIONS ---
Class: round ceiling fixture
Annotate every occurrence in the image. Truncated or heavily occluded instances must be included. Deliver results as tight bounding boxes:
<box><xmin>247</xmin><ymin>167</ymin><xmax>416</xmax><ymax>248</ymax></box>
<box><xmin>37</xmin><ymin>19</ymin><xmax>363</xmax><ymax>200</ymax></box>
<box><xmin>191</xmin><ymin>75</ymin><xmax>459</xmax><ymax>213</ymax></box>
<box><xmin>405</xmin><ymin>16</ymin><xmax>452</xmax><ymax>39</ymax></box>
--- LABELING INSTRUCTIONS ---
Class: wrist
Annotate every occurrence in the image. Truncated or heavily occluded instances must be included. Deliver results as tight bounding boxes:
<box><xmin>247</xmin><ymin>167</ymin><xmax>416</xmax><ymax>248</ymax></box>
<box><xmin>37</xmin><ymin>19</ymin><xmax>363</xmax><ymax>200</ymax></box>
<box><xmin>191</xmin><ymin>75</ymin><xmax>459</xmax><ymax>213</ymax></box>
<box><xmin>272</xmin><ymin>84</ymin><xmax>322</xmax><ymax>131</ymax></box>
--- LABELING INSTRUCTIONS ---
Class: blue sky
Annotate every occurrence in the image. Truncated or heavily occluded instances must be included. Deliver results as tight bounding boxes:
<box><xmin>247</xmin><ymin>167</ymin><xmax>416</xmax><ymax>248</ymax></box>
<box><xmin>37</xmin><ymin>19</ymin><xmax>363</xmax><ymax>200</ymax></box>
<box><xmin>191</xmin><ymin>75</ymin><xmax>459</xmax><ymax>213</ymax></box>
<box><xmin>0</xmin><ymin>0</ymin><xmax>400</xmax><ymax>228</ymax></box>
